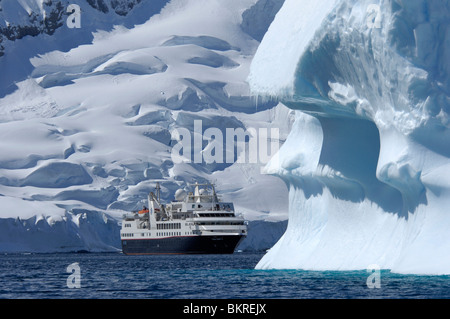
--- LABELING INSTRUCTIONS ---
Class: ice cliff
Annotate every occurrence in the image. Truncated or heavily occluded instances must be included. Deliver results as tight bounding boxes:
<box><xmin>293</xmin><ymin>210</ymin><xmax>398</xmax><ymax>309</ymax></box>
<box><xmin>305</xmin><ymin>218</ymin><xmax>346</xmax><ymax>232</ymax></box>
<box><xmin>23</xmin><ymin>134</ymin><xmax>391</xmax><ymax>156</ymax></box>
<box><xmin>249</xmin><ymin>0</ymin><xmax>450</xmax><ymax>274</ymax></box>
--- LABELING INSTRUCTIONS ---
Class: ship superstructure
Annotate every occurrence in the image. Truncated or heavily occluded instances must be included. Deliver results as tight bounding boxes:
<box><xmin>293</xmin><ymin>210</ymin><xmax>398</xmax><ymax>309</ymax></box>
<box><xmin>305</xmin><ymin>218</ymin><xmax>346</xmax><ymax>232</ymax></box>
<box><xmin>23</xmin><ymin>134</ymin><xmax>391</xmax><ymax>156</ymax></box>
<box><xmin>120</xmin><ymin>182</ymin><xmax>247</xmax><ymax>255</ymax></box>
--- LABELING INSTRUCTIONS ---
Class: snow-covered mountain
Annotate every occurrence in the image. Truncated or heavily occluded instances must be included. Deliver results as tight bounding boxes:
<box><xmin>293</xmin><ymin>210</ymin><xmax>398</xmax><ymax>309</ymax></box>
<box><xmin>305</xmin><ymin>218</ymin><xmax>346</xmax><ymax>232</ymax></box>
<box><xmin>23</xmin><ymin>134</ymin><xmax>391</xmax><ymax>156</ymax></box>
<box><xmin>250</xmin><ymin>0</ymin><xmax>450</xmax><ymax>274</ymax></box>
<box><xmin>0</xmin><ymin>0</ymin><xmax>290</xmax><ymax>252</ymax></box>
<box><xmin>0</xmin><ymin>0</ymin><xmax>172</xmax><ymax>96</ymax></box>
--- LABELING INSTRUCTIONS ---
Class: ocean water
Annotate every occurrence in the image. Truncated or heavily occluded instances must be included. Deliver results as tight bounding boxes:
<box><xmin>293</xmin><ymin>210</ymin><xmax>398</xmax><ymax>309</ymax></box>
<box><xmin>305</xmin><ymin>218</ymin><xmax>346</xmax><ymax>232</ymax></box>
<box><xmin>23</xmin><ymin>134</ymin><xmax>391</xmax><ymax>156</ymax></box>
<box><xmin>0</xmin><ymin>252</ymin><xmax>449</xmax><ymax>299</ymax></box>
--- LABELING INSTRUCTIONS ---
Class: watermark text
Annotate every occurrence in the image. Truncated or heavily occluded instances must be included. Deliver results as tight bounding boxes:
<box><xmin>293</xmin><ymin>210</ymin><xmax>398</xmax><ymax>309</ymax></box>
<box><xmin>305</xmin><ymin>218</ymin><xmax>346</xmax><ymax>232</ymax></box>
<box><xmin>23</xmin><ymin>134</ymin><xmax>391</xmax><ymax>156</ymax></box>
<box><xmin>67</xmin><ymin>4</ymin><xmax>81</xmax><ymax>29</ymax></box>
<box><xmin>171</xmin><ymin>120</ymin><xmax>280</xmax><ymax>167</ymax></box>
<box><xmin>366</xmin><ymin>264</ymin><xmax>381</xmax><ymax>289</ymax></box>
<box><xmin>66</xmin><ymin>262</ymin><xmax>81</xmax><ymax>289</ymax></box>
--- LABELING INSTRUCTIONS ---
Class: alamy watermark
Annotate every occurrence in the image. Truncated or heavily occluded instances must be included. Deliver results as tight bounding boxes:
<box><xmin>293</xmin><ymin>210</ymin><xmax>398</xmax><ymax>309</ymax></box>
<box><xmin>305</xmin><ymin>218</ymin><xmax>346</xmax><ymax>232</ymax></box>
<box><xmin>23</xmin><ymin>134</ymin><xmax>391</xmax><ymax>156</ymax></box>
<box><xmin>24</xmin><ymin>3</ymin><xmax>81</xmax><ymax>29</ymax></box>
<box><xmin>366</xmin><ymin>264</ymin><xmax>381</xmax><ymax>289</ymax></box>
<box><xmin>66</xmin><ymin>4</ymin><xmax>81</xmax><ymax>29</ymax></box>
<box><xmin>66</xmin><ymin>262</ymin><xmax>81</xmax><ymax>289</ymax></box>
<box><xmin>171</xmin><ymin>120</ymin><xmax>280</xmax><ymax>167</ymax></box>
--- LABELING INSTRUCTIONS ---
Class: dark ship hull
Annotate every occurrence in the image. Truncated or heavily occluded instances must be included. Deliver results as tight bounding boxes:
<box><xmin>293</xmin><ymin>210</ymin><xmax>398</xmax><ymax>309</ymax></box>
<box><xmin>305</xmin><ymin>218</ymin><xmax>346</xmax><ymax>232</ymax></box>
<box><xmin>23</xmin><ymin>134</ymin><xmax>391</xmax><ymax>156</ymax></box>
<box><xmin>121</xmin><ymin>235</ymin><xmax>245</xmax><ymax>255</ymax></box>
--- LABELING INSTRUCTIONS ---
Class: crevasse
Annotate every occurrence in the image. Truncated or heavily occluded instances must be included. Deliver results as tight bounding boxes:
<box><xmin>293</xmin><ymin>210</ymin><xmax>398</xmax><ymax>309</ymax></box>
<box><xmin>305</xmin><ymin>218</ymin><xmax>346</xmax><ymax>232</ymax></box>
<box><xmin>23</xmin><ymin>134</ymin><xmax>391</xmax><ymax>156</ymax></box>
<box><xmin>249</xmin><ymin>0</ymin><xmax>450</xmax><ymax>274</ymax></box>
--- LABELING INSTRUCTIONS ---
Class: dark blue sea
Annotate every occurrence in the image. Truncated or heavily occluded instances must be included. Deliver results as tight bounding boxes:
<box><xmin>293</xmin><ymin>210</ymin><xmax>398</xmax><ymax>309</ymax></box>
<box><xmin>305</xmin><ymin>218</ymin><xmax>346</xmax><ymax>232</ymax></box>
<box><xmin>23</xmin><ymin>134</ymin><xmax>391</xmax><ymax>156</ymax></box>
<box><xmin>0</xmin><ymin>252</ymin><xmax>449</xmax><ymax>300</ymax></box>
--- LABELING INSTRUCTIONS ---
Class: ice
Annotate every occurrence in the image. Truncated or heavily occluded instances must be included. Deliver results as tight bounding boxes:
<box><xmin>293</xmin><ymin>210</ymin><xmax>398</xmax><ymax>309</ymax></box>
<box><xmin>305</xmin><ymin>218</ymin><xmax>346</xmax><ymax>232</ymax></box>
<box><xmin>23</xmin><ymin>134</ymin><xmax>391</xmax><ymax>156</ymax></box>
<box><xmin>21</xmin><ymin>162</ymin><xmax>93</xmax><ymax>188</ymax></box>
<box><xmin>248</xmin><ymin>0</ymin><xmax>339</xmax><ymax>96</ymax></box>
<box><xmin>249</xmin><ymin>0</ymin><xmax>450</xmax><ymax>274</ymax></box>
<box><xmin>162</xmin><ymin>35</ymin><xmax>239</xmax><ymax>52</ymax></box>
<box><xmin>237</xmin><ymin>220</ymin><xmax>288</xmax><ymax>252</ymax></box>
<box><xmin>0</xmin><ymin>210</ymin><xmax>121</xmax><ymax>253</ymax></box>
<box><xmin>187</xmin><ymin>51</ymin><xmax>239</xmax><ymax>69</ymax></box>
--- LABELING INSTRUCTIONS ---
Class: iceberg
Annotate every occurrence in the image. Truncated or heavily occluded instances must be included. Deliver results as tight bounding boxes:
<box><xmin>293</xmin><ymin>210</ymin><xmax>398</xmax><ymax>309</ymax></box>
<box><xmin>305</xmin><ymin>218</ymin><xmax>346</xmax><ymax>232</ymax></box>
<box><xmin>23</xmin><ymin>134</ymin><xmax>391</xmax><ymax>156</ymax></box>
<box><xmin>249</xmin><ymin>0</ymin><xmax>450</xmax><ymax>274</ymax></box>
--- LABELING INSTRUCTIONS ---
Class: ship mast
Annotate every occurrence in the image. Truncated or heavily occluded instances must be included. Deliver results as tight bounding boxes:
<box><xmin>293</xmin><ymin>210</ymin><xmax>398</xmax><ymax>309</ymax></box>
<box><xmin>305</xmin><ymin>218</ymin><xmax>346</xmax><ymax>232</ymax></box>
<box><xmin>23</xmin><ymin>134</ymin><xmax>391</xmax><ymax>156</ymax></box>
<box><xmin>149</xmin><ymin>182</ymin><xmax>170</xmax><ymax>220</ymax></box>
<box><xmin>155</xmin><ymin>182</ymin><xmax>161</xmax><ymax>202</ymax></box>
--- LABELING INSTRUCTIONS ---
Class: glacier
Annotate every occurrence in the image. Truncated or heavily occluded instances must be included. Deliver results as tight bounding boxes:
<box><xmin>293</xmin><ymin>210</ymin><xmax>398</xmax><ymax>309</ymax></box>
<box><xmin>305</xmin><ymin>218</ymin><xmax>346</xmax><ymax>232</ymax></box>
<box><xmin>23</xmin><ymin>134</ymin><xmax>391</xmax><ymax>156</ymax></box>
<box><xmin>249</xmin><ymin>0</ymin><xmax>450</xmax><ymax>274</ymax></box>
<box><xmin>0</xmin><ymin>0</ymin><xmax>290</xmax><ymax>253</ymax></box>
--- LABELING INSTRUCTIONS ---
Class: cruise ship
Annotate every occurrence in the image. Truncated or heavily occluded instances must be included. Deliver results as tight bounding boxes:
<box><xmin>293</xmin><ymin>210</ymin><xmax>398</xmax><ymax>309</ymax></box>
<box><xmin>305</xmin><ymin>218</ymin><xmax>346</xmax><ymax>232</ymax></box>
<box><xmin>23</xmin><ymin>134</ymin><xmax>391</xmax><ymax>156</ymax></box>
<box><xmin>120</xmin><ymin>182</ymin><xmax>247</xmax><ymax>255</ymax></box>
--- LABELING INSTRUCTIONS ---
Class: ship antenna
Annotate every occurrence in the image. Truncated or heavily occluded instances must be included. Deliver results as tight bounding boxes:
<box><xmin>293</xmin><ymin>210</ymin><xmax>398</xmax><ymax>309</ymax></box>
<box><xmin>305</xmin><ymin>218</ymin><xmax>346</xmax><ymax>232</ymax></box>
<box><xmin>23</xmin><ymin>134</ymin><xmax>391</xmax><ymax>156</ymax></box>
<box><xmin>155</xmin><ymin>182</ymin><xmax>161</xmax><ymax>202</ymax></box>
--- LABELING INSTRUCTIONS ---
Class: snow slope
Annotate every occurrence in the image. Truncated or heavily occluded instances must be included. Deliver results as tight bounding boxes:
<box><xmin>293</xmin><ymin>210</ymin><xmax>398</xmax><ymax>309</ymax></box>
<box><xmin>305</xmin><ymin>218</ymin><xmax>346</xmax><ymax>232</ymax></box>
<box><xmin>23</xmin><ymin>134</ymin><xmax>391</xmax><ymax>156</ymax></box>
<box><xmin>0</xmin><ymin>0</ymin><xmax>290</xmax><ymax>252</ymax></box>
<box><xmin>249</xmin><ymin>0</ymin><xmax>450</xmax><ymax>274</ymax></box>
<box><xmin>0</xmin><ymin>0</ymin><xmax>171</xmax><ymax>96</ymax></box>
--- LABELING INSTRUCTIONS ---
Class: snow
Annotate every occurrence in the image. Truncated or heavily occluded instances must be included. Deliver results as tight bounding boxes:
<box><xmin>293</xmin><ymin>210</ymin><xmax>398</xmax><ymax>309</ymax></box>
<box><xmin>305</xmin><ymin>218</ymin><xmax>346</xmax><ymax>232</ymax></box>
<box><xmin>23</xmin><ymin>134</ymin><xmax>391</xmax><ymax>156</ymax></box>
<box><xmin>0</xmin><ymin>0</ymin><xmax>291</xmax><ymax>253</ymax></box>
<box><xmin>0</xmin><ymin>209</ymin><xmax>121</xmax><ymax>253</ymax></box>
<box><xmin>250</xmin><ymin>0</ymin><xmax>450</xmax><ymax>274</ymax></box>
